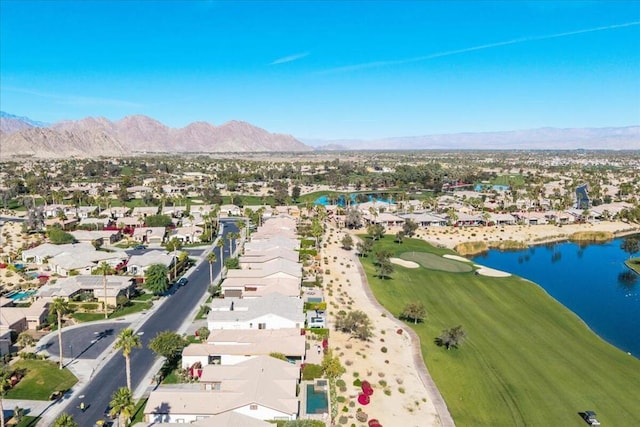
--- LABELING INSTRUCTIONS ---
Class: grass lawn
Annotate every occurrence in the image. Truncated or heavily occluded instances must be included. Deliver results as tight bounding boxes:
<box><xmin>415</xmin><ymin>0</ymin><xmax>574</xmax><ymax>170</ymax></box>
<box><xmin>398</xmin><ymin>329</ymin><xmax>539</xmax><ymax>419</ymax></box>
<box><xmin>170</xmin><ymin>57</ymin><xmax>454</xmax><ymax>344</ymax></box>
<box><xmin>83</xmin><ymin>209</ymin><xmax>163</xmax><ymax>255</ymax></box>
<box><xmin>72</xmin><ymin>301</ymin><xmax>153</xmax><ymax>322</ymax></box>
<box><xmin>130</xmin><ymin>398</ymin><xmax>148</xmax><ymax>425</ymax></box>
<box><xmin>399</xmin><ymin>251</ymin><xmax>473</xmax><ymax>272</ymax></box>
<box><xmin>624</xmin><ymin>257</ymin><xmax>640</xmax><ymax>274</ymax></box>
<box><xmin>6</xmin><ymin>360</ymin><xmax>78</xmax><ymax>400</ymax></box>
<box><xmin>360</xmin><ymin>236</ymin><xmax>640</xmax><ymax>426</ymax></box>
<box><xmin>15</xmin><ymin>416</ymin><xmax>40</xmax><ymax>427</ymax></box>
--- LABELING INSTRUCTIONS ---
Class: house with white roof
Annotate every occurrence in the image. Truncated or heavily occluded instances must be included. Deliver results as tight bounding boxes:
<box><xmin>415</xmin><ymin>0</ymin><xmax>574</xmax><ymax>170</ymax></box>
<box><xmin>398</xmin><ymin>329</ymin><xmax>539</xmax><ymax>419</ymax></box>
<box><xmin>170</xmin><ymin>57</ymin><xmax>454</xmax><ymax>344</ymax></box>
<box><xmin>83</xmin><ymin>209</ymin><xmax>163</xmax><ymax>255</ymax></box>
<box><xmin>239</xmin><ymin>247</ymin><xmax>299</xmax><ymax>265</ymax></box>
<box><xmin>132</xmin><ymin>227</ymin><xmax>166</xmax><ymax>245</ymax></box>
<box><xmin>161</xmin><ymin>205</ymin><xmax>188</xmax><ymax>218</ymax></box>
<box><xmin>100</xmin><ymin>206</ymin><xmax>131</xmax><ymax>219</ymax></box>
<box><xmin>69</xmin><ymin>229</ymin><xmax>122</xmax><ymax>245</ymax></box>
<box><xmin>400</xmin><ymin>212</ymin><xmax>447</xmax><ymax>227</ymax></box>
<box><xmin>219</xmin><ymin>204</ymin><xmax>242</xmax><ymax>216</ymax></box>
<box><xmin>0</xmin><ymin>298</ymin><xmax>50</xmax><ymax>333</ymax></box>
<box><xmin>219</xmin><ymin>276</ymin><xmax>300</xmax><ymax>299</ymax></box>
<box><xmin>127</xmin><ymin>250</ymin><xmax>175</xmax><ymax>276</ymax></box>
<box><xmin>36</xmin><ymin>275</ymin><xmax>136</xmax><ymax>306</ymax></box>
<box><xmin>136</xmin><ymin>413</ymin><xmax>271</xmax><ymax>427</ymax></box>
<box><xmin>169</xmin><ymin>225</ymin><xmax>204</xmax><ymax>244</ymax></box>
<box><xmin>207</xmin><ymin>293</ymin><xmax>304</xmax><ymax>331</ymax></box>
<box><xmin>181</xmin><ymin>328</ymin><xmax>306</xmax><ymax>369</ymax></box>
<box><xmin>243</xmin><ymin>237</ymin><xmax>300</xmax><ymax>253</ymax></box>
<box><xmin>132</xmin><ymin>206</ymin><xmax>160</xmax><ymax>219</ymax></box>
<box><xmin>144</xmin><ymin>356</ymin><xmax>299</xmax><ymax>423</ymax></box>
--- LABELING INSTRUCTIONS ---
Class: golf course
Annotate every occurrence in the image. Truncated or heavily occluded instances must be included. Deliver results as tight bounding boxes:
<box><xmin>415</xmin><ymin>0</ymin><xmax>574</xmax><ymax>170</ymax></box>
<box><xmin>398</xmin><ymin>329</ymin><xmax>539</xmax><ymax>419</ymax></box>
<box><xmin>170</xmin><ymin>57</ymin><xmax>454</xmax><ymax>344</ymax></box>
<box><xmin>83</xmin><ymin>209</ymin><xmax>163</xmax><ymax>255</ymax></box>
<box><xmin>360</xmin><ymin>236</ymin><xmax>640</xmax><ymax>426</ymax></box>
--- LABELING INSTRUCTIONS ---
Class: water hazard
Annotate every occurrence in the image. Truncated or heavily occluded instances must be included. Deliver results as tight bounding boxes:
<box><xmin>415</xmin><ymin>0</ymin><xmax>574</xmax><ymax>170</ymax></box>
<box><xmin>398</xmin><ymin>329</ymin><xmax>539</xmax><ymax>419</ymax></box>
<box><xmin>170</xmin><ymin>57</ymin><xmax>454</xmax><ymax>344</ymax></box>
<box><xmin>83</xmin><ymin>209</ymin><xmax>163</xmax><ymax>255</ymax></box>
<box><xmin>472</xmin><ymin>235</ymin><xmax>640</xmax><ymax>357</ymax></box>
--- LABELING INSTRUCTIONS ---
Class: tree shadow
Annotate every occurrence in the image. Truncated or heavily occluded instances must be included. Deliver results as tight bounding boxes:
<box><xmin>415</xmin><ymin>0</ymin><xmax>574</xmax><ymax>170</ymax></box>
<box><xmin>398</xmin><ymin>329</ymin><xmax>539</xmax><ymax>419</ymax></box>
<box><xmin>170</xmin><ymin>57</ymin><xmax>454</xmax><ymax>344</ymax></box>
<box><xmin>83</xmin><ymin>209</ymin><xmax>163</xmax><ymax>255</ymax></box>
<box><xmin>151</xmin><ymin>402</ymin><xmax>172</xmax><ymax>424</ymax></box>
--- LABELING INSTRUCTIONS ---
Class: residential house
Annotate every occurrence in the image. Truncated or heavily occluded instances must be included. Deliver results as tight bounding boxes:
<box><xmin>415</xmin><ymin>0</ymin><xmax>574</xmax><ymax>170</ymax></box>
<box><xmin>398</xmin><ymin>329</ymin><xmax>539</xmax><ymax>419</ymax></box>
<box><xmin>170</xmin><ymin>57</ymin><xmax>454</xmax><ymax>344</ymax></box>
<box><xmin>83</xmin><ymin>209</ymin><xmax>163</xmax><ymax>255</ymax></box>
<box><xmin>207</xmin><ymin>293</ymin><xmax>304</xmax><ymax>330</ymax></box>
<box><xmin>136</xmin><ymin>413</ymin><xmax>271</xmax><ymax>427</ymax></box>
<box><xmin>0</xmin><ymin>297</ymin><xmax>50</xmax><ymax>333</ymax></box>
<box><xmin>144</xmin><ymin>356</ymin><xmax>299</xmax><ymax>423</ymax></box>
<box><xmin>36</xmin><ymin>275</ymin><xmax>136</xmax><ymax>306</ymax></box>
<box><xmin>132</xmin><ymin>227</ymin><xmax>166</xmax><ymax>245</ymax></box>
<box><xmin>127</xmin><ymin>250</ymin><xmax>175</xmax><ymax>276</ymax></box>
<box><xmin>181</xmin><ymin>328</ymin><xmax>305</xmax><ymax>369</ymax></box>
<box><xmin>132</xmin><ymin>206</ymin><xmax>160</xmax><ymax>220</ymax></box>
<box><xmin>100</xmin><ymin>206</ymin><xmax>131</xmax><ymax>219</ymax></box>
<box><xmin>161</xmin><ymin>205</ymin><xmax>188</xmax><ymax>218</ymax></box>
<box><xmin>219</xmin><ymin>204</ymin><xmax>242</xmax><ymax>217</ymax></box>
<box><xmin>219</xmin><ymin>276</ymin><xmax>300</xmax><ymax>299</ymax></box>
<box><xmin>400</xmin><ymin>212</ymin><xmax>447</xmax><ymax>227</ymax></box>
<box><xmin>70</xmin><ymin>229</ymin><xmax>122</xmax><ymax>245</ymax></box>
<box><xmin>169</xmin><ymin>226</ymin><xmax>204</xmax><ymax>244</ymax></box>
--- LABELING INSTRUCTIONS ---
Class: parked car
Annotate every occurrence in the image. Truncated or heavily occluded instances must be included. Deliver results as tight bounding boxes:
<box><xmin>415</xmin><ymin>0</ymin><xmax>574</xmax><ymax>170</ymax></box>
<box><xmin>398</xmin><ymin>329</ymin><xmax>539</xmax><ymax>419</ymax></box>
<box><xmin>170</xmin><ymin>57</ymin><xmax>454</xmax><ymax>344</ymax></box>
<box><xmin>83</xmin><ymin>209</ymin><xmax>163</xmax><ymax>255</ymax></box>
<box><xmin>177</xmin><ymin>277</ymin><xmax>188</xmax><ymax>287</ymax></box>
<box><xmin>133</xmin><ymin>245</ymin><xmax>146</xmax><ymax>250</ymax></box>
<box><xmin>582</xmin><ymin>411</ymin><xmax>601</xmax><ymax>426</ymax></box>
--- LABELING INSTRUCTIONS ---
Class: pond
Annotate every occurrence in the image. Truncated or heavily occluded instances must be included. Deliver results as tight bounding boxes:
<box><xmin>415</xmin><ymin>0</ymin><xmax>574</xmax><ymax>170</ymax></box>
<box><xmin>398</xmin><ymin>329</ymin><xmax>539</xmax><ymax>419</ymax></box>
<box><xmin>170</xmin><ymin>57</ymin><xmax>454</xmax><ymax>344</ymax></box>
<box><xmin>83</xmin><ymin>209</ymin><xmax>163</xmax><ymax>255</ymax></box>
<box><xmin>472</xmin><ymin>235</ymin><xmax>640</xmax><ymax>357</ymax></box>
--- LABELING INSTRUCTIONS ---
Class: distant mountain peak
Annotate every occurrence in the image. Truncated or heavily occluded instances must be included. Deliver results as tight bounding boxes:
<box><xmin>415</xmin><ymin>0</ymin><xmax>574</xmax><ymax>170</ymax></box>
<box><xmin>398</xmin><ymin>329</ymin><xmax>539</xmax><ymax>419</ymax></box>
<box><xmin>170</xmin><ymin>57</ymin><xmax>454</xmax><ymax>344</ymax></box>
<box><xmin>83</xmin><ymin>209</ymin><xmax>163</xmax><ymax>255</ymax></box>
<box><xmin>0</xmin><ymin>113</ymin><xmax>311</xmax><ymax>158</ymax></box>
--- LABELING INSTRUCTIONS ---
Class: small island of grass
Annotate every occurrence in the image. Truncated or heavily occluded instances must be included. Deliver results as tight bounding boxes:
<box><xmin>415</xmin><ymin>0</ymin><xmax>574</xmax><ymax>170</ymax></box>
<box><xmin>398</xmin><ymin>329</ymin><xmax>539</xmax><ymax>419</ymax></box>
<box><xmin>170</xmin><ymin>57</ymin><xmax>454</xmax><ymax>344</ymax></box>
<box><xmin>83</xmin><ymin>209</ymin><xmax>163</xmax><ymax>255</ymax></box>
<box><xmin>624</xmin><ymin>257</ymin><xmax>640</xmax><ymax>275</ymax></box>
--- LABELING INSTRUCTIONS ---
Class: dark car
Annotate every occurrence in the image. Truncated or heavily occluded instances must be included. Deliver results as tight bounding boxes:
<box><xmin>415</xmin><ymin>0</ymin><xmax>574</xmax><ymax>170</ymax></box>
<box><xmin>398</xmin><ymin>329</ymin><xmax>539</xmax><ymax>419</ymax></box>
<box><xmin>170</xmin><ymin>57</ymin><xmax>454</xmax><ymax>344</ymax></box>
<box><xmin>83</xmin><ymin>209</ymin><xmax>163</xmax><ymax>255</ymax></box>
<box><xmin>177</xmin><ymin>277</ymin><xmax>188</xmax><ymax>287</ymax></box>
<box><xmin>133</xmin><ymin>245</ymin><xmax>146</xmax><ymax>250</ymax></box>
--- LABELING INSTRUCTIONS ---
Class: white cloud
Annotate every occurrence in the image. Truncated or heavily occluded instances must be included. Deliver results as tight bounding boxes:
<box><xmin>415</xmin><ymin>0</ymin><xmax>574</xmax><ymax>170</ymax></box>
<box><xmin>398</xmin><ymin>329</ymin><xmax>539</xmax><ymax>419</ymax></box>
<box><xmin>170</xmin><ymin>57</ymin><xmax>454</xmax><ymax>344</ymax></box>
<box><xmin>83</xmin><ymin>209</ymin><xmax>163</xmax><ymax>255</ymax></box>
<box><xmin>270</xmin><ymin>52</ymin><xmax>310</xmax><ymax>65</ymax></box>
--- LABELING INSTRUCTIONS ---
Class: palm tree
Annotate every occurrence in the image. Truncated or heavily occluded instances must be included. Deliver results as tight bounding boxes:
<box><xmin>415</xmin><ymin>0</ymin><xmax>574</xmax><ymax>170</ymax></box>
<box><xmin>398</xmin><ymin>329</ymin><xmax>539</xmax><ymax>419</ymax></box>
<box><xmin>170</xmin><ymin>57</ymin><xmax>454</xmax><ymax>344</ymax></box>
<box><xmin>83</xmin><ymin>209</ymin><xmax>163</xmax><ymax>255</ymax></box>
<box><xmin>114</xmin><ymin>328</ymin><xmax>142</xmax><ymax>391</ymax></box>
<box><xmin>95</xmin><ymin>261</ymin><xmax>114</xmax><ymax>319</ymax></box>
<box><xmin>207</xmin><ymin>252</ymin><xmax>217</xmax><ymax>285</ymax></box>
<box><xmin>53</xmin><ymin>413</ymin><xmax>78</xmax><ymax>427</ymax></box>
<box><xmin>49</xmin><ymin>298</ymin><xmax>71</xmax><ymax>369</ymax></box>
<box><xmin>109</xmin><ymin>387</ymin><xmax>135</xmax><ymax>427</ymax></box>
<box><xmin>216</xmin><ymin>239</ymin><xmax>225</xmax><ymax>271</ymax></box>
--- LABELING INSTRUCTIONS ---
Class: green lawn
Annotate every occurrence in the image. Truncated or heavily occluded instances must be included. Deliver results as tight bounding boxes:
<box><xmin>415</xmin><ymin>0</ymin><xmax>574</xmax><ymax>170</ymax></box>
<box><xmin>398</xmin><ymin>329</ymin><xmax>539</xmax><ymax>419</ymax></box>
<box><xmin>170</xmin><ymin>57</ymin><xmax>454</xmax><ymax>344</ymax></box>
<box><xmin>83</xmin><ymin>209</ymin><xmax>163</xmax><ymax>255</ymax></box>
<box><xmin>15</xmin><ymin>416</ymin><xmax>40</xmax><ymax>427</ymax></box>
<box><xmin>71</xmin><ymin>301</ymin><xmax>153</xmax><ymax>322</ymax></box>
<box><xmin>130</xmin><ymin>398</ymin><xmax>148</xmax><ymax>425</ymax></box>
<box><xmin>624</xmin><ymin>257</ymin><xmax>640</xmax><ymax>274</ymax></box>
<box><xmin>360</xmin><ymin>236</ymin><xmax>640</xmax><ymax>426</ymax></box>
<box><xmin>6</xmin><ymin>360</ymin><xmax>78</xmax><ymax>400</ymax></box>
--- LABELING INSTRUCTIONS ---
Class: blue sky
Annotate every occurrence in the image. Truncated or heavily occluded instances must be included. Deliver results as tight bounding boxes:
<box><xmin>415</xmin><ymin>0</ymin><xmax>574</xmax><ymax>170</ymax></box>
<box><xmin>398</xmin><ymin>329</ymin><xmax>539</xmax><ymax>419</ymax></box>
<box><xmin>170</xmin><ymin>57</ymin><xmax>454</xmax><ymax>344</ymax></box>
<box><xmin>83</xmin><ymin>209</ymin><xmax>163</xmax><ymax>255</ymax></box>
<box><xmin>1</xmin><ymin>1</ymin><xmax>639</xmax><ymax>140</ymax></box>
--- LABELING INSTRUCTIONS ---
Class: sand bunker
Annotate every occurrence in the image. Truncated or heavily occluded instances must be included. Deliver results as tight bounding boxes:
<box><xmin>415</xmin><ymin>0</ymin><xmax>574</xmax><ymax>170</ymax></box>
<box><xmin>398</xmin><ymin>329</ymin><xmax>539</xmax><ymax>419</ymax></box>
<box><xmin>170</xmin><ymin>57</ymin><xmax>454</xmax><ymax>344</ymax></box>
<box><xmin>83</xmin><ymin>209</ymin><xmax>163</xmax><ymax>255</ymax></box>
<box><xmin>390</xmin><ymin>257</ymin><xmax>419</xmax><ymax>268</ymax></box>
<box><xmin>443</xmin><ymin>254</ymin><xmax>472</xmax><ymax>263</ymax></box>
<box><xmin>473</xmin><ymin>264</ymin><xmax>512</xmax><ymax>277</ymax></box>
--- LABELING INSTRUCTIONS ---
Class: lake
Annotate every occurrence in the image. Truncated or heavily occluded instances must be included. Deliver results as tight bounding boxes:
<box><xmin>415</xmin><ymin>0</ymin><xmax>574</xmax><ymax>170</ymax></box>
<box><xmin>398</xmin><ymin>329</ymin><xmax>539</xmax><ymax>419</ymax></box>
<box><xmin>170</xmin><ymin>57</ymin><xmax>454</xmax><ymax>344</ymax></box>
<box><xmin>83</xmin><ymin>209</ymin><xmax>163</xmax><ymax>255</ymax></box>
<box><xmin>472</xmin><ymin>235</ymin><xmax>640</xmax><ymax>358</ymax></box>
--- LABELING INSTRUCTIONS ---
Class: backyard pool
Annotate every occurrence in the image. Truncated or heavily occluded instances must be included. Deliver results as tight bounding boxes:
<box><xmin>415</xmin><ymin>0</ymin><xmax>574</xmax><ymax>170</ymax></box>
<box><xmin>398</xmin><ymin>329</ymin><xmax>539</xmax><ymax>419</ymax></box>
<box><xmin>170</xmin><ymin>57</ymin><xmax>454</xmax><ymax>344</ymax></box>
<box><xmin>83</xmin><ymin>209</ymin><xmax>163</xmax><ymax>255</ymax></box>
<box><xmin>306</xmin><ymin>383</ymin><xmax>328</xmax><ymax>414</ymax></box>
<box><xmin>6</xmin><ymin>289</ymin><xmax>37</xmax><ymax>301</ymax></box>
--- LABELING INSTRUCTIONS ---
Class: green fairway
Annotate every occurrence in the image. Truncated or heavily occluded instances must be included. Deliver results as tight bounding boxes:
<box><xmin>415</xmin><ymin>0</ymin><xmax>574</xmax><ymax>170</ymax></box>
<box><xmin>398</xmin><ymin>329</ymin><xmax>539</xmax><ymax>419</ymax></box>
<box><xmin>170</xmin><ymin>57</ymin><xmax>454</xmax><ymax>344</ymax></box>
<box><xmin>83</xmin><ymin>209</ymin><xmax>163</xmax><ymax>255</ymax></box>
<box><xmin>6</xmin><ymin>360</ymin><xmax>78</xmax><ymax>400</ymax></box>
<box><xmin>399</xmin><ymin>251</ymin><xmax>473</xmax><ymax>272</ymax></box>
<box><xmin>360</xmin><ymin>236</ymin><xmax>640</xmax><ymax>426</ymax></box>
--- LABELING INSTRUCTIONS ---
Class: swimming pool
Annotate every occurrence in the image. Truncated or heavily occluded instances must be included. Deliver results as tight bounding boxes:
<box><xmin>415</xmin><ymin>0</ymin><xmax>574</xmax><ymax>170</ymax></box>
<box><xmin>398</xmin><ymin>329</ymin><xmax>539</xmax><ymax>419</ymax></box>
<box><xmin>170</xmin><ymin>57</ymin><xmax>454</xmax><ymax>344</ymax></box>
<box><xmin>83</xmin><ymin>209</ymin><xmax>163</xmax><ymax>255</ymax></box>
<box><xmin>306</xmin><ymin>383</ymin><xmax>328</xmax><ymax>414</ymax></box>
<box><xmin>7</xmin><ymin>289</ymin><xmax>37</xmax><ymax>301</ymax></box>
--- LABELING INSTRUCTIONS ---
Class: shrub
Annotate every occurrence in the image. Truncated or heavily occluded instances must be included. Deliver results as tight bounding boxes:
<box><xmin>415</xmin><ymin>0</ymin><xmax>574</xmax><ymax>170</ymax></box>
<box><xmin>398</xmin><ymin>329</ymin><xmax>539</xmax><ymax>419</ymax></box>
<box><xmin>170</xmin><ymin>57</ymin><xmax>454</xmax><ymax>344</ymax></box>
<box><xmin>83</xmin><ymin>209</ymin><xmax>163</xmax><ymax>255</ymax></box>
<box><xmin>353</xmin><ymin>379</ymin><xmax>362</xmax><ymax>387</ymax></box>
<box><xmin>356</xmin><ymin>410</ymin><xmax>368</xmax><ymax>422</ymax></box>
<box><xmin>336</xmin><ymin>379</ymin><xmax>346</xmax><ymax>388</ymax></box>
<box><xmin>381</xmin><ymin>346</ymin><xmax>387</xmax><ymax>353</ymax></box>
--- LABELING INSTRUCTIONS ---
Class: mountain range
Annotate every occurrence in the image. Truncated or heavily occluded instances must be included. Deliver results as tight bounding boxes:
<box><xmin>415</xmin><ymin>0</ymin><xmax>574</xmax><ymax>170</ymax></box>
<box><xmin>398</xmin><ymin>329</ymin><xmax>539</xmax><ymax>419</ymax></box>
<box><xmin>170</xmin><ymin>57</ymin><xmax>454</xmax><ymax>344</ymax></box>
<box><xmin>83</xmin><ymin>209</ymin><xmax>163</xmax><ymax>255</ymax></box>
<box><xmin>305</xmin><ymin>126</ymin><xmax>640</xmax><ymax>151</ymax></box>
<box><xmin>1</xmin><ymin>111</ymin><xmax>638</xmax><ymax>157</ymax></box>
<box><xmin>0</xmin><ymin>113</ymin><xmax>311</xmax><ymax>158</ymax></box>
